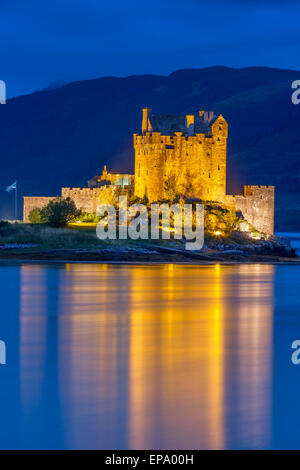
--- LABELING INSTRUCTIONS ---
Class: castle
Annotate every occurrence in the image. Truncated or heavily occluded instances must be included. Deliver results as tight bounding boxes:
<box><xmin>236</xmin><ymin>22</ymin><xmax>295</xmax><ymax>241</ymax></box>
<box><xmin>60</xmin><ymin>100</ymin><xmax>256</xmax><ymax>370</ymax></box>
<box><xmin>134</xmin><ymin>109</ymin><xmax>227</xmax><ymax>202</ymax></box>
<box><xmin>23</xmin><ymin>108</ymin><xmax>275</xmax><ymax>235</ymax></box>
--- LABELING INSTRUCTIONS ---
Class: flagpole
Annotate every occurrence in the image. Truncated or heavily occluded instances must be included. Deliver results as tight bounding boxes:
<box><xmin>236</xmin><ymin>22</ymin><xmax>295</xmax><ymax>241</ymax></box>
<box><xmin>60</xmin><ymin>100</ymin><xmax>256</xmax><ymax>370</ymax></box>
<box><xmin>15</xmin><ymin>181</ymin><xmax>17</xmax><ymax>222</ymax></box>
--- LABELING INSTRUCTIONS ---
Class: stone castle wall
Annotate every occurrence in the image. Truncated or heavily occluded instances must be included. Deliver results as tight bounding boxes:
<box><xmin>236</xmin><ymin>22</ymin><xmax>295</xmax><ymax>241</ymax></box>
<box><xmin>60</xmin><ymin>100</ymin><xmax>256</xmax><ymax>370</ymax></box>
<box><xmin>134</xmin><ymin>115</ymin><xmax>228</xmax><ymax>203</ymax></box>
<box><xmin>23</xmin><ymin>196</ymin><xmax>56</xmax><ymax>223</ymax></box>
<box><xmin>61</xmin><ymin>187</ymin><xmax>106</xmax><ymax>213</ymax></box>
<box><xmin>23</xmin><ymin>185</ymin><xmax>275</xmax><ymax>235</ymax></box>
<box><xmin>223</xmin><ymin>185</ymin><xmax>275</xmax><ymax>235</ymax></box>
<box><xmin>61</xmin><ymin>186</ymin><xmax>132</xmax><ymax>212</ymax></box>
<box><xmin>23</xmin><ymin>186</ymin><xmax>132</xmax><ymax>222</ymax></box>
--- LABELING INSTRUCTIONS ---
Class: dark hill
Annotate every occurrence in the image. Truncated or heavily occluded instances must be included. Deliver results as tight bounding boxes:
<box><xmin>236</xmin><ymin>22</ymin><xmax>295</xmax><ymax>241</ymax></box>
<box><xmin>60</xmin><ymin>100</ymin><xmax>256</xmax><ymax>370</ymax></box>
<box><xmin>0</xmin><ymin>66</ymin><xmax>299</xmax><ymax>230</ymax></box>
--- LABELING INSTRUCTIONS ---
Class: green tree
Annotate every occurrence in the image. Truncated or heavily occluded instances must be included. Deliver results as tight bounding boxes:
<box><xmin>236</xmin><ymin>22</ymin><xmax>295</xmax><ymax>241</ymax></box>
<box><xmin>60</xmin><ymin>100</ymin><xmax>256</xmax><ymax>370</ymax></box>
<box><xmin>204</xmin><ymin>203</ymin><xmax>240</xmax><ymax>236</ymax></box>
<box><xmin>40</xmin><ymin>197</ymin><xmax>79</xmax><ymax>228</ymax></box>
<box><xmin>28</xmin><ymin>208</ymin><xmax>43</xmax><ymax>224</ymax></box>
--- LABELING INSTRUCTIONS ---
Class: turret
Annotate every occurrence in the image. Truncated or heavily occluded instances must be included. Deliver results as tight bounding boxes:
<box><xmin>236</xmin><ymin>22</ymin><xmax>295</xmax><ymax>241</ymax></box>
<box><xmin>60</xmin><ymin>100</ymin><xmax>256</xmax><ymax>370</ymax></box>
<box><xmin>142</xmin><ymin>108</ymin><xmax>152</xmax><ymax>134</ymax></box>
<box><xmin>185</xmin><ymin>115</ymin><xmax>195</xmax><ymax>135</ymax></box>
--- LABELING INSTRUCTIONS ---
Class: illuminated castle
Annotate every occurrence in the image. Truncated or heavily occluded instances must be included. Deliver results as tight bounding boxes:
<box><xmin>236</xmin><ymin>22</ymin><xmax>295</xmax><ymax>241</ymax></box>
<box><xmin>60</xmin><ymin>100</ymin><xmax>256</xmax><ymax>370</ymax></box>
<box><xmin>133</xmin><ymin>108</ymin><xmax>274</xmax><ymax>234</ymax></box>
<box><xmin>134</xmin><ymin>108</ymin><xmax>227</xmax><ymax>202</ymax></box>
<box><xmin>24</xmin><ymin>107</ymin><xmax>275</xmax><ymax>234</ymax></box>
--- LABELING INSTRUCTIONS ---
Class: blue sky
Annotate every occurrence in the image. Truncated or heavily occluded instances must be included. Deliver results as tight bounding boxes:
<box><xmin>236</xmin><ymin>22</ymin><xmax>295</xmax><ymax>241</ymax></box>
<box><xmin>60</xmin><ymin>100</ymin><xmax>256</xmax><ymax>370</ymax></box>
<box><xmin>1</xmin><ymin>0</ymin><xmax>300</xmax><ymax>97</ymax></box>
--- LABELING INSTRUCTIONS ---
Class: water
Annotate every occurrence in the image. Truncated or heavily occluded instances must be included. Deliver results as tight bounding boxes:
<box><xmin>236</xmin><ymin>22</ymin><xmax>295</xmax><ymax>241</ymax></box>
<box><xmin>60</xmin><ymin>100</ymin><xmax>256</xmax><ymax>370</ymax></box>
<box><xmin>0</xmin><ymin>262</ymin><xmax>300</xmax><ymax>450</ymax></box>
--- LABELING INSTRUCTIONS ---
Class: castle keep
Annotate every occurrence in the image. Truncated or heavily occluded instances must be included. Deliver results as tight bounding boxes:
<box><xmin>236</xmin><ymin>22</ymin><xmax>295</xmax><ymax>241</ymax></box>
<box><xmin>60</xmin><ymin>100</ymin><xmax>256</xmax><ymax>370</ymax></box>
<box><xmin>23</xmin><ymin>107</ymin><xmax>275</xmax><ymax>235</ymax></box>
<box><xmin>134</xmin><ymin>109</ymin><xmax>227</xmax><ymax>202</ymax></box>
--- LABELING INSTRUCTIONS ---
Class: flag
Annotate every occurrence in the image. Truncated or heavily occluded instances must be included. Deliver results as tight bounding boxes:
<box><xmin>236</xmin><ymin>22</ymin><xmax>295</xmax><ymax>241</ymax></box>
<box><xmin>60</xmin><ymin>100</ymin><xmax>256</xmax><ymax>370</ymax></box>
<box><xmin>6</xmin><ymin>182</ymin><xmax>17</xmax><ymax>192</ymax></box>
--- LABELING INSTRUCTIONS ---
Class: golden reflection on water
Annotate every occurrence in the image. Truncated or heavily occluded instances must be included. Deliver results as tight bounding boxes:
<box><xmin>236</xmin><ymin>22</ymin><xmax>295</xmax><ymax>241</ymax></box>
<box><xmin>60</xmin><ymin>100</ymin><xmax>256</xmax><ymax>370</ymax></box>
<box><xmin>19</xmin><ymin>263</ymin><xmax>274</xmax><ymax>449</ymax></box>
<box><xmin>20</xmin><ymin>265</ymin><xmax>48</xmax><ymax>411</ymax></box>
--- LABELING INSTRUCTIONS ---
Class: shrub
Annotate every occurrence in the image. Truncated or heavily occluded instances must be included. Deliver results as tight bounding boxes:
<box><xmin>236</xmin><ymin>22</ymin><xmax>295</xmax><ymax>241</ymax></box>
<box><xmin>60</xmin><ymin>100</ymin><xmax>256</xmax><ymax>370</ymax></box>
<box><xmin>204</xmin><ymin>203</ymin><xmax>240</xmax><ymax>236</ymax></box>
<box><xmin>40</xmin><ymin>197</ymin><xmax>79</xmax><ymax>228</ymax></box>
<box><xmin>28</xmin><ymin>208</ymin><xmax>43</xmax><ymax>224</ymax></box>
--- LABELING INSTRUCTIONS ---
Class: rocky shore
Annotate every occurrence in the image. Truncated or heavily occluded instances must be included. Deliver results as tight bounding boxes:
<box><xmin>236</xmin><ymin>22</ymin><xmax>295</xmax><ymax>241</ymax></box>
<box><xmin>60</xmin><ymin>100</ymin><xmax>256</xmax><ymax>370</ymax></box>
<box><xmin>0</xmin><ymin>237</ymin><xmax>298</xmax><ymax>264</ymax></box>
<box><xmin>0</xmin><ymin>222</ymin><xmax>298</xmax><ymax>264</ymax></box>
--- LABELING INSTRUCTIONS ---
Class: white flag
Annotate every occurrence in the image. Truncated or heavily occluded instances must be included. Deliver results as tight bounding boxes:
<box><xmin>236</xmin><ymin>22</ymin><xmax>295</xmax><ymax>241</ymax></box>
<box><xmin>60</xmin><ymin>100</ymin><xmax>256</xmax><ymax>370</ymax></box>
<box><xmin>6</xmin><ymin>182</ymin><xmax>17</xmax><ymax>192</ymax></box>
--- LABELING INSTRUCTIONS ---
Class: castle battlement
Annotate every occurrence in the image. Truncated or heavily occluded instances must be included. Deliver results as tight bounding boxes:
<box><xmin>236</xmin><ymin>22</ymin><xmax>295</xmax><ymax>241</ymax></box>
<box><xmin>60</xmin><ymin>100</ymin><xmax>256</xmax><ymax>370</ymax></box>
<box><xmin>63</xmin><ymin>187</ymin><xmax>95</xmax><ymax>192</ymax></box>
<box><xmin>223</xmin><ymin>185</ymin><xmax>275</xmax><ymax>234</ymax></box>
<box><xmin>243</xmin><ymin>185</ymin><xmax>275</xmax><ymax>197</ymax></box>
<box><xmin>61</xmin><ymin>185</ymin><xmax>132</xmax><ymax>214</ymax></box>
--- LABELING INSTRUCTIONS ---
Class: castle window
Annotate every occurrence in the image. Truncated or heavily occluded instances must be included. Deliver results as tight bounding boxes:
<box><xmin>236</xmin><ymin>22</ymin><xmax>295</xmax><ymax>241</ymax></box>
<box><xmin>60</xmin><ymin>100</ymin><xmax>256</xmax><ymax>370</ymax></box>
<box><xmin>260</xmin><ymin>195</ymin><xmax>263</xmax><ymax>200</ymax></box>
<box><xmin>207</xmin><ymin>152</ymin><xmax>210</xmax><ymax>157</ymax></box>
<box><xmin>218</xmin><ymin>165</ymin><xmax>220</xmax><ymax>171</ymax></box>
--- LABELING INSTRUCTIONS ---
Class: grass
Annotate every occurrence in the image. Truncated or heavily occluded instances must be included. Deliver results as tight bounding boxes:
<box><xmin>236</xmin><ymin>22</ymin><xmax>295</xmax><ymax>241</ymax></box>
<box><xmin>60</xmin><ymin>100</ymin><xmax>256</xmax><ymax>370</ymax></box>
<box><xmin>0</xmin><ymin>222</ymin><xmax>297</xmax><ymax>262</ymax></box>
<box><xmin>0</xmin><ymin>221</ymin><xmax>265</xmax><ymax>253</ymax></box>
<box><xmin>68</xmin><ymin>222</ymin><xmax>98</xmax><ymax>230</ymax></box>
<box><xmin>0</xmin><ymin>222</ymin><xmax>103</xmax><ymax>250</ymax></box>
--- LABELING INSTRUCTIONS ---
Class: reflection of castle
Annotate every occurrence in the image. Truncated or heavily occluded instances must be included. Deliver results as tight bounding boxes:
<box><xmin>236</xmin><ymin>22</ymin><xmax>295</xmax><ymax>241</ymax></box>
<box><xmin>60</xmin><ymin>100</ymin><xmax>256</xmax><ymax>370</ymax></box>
<box><xmin>23</xmin><ymin>108</ymin><xmax>275</xmax><ymax>234</ymax></box>
<box><xmin>19</xmin><ymin>263</ymin><xmax>275</xmax><ymax>449</ymax></box>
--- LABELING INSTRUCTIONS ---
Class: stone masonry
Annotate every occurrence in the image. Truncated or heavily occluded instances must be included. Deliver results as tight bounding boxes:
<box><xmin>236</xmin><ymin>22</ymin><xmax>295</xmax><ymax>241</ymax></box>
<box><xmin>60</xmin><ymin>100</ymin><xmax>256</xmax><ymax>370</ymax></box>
<box><xmin>23</xmin><ymin>197</ymin><xmax>55</xmax><ymax>224</ymax></box>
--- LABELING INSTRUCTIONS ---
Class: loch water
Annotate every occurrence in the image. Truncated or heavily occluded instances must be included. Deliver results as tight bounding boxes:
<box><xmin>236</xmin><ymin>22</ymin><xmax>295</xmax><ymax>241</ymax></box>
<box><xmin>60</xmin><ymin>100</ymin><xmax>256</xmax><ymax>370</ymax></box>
<box><xmin>0</xmin><ymin>261</ymin><xmax>300</xmax><ymax>449</ymax></box>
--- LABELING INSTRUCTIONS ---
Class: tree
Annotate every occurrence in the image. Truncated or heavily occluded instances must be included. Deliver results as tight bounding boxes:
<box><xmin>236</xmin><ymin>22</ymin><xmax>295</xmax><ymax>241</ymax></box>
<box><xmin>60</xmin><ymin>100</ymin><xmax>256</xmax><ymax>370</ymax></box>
<box><xmin>40</xmin><ymin>197</ymin><xmax>79</xmax><ymax>228</ymax></box>
<box><xmin>204</xmin><ymin>203</ymin><xmax>240</xmax><ymax>236</ymax></box>
<box><xmin>28</xmin><ymin>208</ymin><xmax>43</xmax><ymax>224</ymax></box>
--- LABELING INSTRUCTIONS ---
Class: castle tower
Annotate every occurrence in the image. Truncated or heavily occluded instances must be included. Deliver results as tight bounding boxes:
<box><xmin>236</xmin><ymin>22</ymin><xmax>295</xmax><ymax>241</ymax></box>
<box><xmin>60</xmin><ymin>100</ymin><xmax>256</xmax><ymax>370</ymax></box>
<box><xmin>134</xmin><ymin>108</ymin><xmax>228</xmax><ymax>202</ymax></box>
<box><xmin>142</xmin><ymin>108</ymin><xmax>152</xmax><ymax>134</ymax></box>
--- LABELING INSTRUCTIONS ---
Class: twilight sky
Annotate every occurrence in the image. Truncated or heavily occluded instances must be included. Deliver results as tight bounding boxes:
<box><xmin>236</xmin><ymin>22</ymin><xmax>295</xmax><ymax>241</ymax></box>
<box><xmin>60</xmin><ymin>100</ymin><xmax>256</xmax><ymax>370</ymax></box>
<box><xmin>1</xmin><ymin>0</ymin><xmax>300</xmax><ymax>97</ymax></box>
